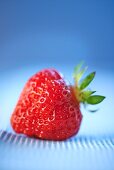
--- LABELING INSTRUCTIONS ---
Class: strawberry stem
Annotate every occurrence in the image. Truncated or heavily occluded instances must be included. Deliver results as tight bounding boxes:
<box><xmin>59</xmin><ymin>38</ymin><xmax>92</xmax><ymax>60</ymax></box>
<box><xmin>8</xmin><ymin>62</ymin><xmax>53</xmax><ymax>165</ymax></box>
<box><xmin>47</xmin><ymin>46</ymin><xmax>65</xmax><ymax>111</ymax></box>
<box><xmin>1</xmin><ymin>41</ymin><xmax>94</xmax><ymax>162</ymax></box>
<box><xmin>73</xmin><ymin>62</ymin><xmax>105</xmax><ymax>108</ymax></box>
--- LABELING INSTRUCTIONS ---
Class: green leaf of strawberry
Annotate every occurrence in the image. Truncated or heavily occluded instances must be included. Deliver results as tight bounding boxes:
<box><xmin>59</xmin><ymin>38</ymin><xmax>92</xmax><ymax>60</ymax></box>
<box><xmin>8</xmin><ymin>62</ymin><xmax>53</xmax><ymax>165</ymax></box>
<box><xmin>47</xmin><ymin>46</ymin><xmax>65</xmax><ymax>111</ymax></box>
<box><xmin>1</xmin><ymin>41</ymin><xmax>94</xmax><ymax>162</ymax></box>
<box><xmin>73</xmin><ymin>61</ymin><xmax>88</xmax><ymax>83</ymax></box>
<box><xmin>79</xmin><ymin>72</ymin><xmax>96</xmax><ymax>90</ymax></box>
<box><xmin>86</xmin><ymin>95</ymin><xmax>105</xmax><ymax>105</ymax></box>
<box><xmin>80</xmin><ymin>90</ymin><xmax>96</xmax><ymax>102</ymax></box>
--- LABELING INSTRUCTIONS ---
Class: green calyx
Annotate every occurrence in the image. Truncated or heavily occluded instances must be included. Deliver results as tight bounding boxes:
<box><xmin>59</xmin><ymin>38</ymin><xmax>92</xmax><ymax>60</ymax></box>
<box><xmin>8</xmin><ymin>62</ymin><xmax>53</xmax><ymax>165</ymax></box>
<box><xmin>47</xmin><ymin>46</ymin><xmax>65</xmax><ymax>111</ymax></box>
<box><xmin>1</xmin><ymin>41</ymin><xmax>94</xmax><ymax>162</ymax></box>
<box><xmin>73</xmin><ymin>62</ymin><xmax>105</xmax><ymax>109</ymax></box>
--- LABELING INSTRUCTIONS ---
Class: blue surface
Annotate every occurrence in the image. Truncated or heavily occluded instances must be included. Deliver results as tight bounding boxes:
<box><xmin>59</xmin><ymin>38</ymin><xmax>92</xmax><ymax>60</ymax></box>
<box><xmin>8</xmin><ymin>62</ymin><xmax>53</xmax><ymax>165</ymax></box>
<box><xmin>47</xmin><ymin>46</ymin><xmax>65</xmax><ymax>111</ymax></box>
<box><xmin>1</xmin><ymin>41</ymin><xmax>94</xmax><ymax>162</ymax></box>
<box><xmin>0</xmin><ymin>130</ymin><xmax>114</xmax><ymax>170</ymax></box>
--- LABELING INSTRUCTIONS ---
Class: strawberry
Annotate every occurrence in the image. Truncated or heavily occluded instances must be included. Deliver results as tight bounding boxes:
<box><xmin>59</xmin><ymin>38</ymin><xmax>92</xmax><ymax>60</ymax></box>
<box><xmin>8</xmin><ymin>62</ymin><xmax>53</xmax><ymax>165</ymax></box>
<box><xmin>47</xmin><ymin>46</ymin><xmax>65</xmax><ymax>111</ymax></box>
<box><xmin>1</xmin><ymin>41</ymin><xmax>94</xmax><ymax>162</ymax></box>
<box><xmin>10</xmin><ymin>63</ymin><xmax>105</xmax><ymax>140</ymax></box>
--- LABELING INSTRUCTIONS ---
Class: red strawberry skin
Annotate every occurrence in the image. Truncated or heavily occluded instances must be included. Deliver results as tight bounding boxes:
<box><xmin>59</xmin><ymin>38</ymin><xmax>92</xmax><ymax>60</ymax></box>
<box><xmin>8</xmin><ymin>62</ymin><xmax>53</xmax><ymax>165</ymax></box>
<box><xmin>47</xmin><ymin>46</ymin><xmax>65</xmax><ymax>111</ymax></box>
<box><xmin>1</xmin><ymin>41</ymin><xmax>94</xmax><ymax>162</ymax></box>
<box><xmin>11</xmin><ymin>69</ymin><xmax>82</xmax><ymax>140</ymax></box>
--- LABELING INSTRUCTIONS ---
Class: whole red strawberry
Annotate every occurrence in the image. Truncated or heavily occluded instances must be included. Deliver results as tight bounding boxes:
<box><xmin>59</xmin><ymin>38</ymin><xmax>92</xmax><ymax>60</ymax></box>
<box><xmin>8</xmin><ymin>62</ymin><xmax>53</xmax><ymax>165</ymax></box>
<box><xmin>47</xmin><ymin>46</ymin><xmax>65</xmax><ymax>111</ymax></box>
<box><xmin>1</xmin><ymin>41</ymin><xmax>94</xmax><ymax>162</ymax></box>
<box><xmin>10</xmin><ymin>63</ymin><xmax>105</xmax><ymax>140</ymax></box>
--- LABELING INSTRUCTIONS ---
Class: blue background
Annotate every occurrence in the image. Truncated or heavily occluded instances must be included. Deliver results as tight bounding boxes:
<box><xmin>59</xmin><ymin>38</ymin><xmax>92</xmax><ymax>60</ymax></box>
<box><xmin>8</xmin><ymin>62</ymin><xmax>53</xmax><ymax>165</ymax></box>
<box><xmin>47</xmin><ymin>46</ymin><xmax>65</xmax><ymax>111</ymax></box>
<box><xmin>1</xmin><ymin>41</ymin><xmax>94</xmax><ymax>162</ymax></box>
<box><xmin>0</xmin><ymin>0</ymin><xmax>114</xmax><ymax>72</ymax></box>
<box><xmin>0</xmin><ymin>1</ymin><xmax>114</xmax><ymax>170</ymax></box>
